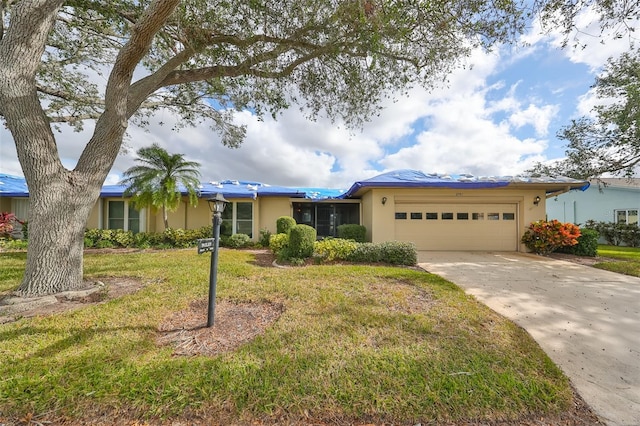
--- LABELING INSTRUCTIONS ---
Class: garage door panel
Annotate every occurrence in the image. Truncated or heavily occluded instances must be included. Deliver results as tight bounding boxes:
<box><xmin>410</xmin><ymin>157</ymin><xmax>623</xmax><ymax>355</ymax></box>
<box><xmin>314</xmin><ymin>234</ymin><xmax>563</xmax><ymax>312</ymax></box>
<box><xmin>394</xmin><ymin>203</ymin><xmax>517</xmax><ymax>251</ymax></box>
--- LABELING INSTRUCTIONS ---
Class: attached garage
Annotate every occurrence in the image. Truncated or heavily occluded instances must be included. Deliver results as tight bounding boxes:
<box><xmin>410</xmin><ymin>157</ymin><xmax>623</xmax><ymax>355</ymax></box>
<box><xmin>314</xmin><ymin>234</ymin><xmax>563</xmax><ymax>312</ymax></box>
<box><xmin>394</xmin><ymin>202</ymin><xmax>518</xmax><ymax>251</ymax></box>
<box><xmin>344</xmin><ymin>170</ymin><xmax>590</xmax><ymax>252</ymax></box>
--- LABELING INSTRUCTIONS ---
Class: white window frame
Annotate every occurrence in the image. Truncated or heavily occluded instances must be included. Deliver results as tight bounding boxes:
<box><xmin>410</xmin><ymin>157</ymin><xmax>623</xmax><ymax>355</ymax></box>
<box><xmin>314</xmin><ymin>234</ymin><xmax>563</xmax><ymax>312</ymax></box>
<box><xmin>222</xmin><ymin>201</ymin><xmax>254</xmax><ymax>237</ymax></box>
<box><xmin>615</xmin><ymin>209</ymin><xmax>639</xmax><ymax>225</ymax></box>
<box><xmin>105</xmin><ymin>200</ymin><xmax>146</xmax><ymax>232</ymax></box>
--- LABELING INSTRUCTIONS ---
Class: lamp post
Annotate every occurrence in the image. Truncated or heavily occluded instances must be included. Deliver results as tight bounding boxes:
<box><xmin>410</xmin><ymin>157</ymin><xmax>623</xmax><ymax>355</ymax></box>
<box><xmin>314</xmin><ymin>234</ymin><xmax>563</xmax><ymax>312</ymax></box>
<box><xmin>206</xmin><ymin>193</ymin><xmax>228</xmax><ymax>327</ymax></box>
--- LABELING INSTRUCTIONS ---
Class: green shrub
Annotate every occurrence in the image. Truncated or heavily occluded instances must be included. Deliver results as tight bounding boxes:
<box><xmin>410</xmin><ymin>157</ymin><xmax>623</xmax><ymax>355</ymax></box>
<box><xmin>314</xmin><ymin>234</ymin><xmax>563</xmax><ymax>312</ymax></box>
<box><xmin>95</xmin><ymin>239</ymin><xmax>115</xmax><ymax>249</ymax></box>
<box><xmin>521</xmin><ymin>220</ymin><xmax>581</xmax><ymax>255</ymax></box>
<box><xmin>337</xmin><ymin>224</ymin><xmax>366</xmax><ymax>242</ymax></box>
<box><xmin>0</xmin><ymin>238</ymin><xmax>28</xmax><ymax>250</ymax></box>
<box><xmin>269</xmin><ymin>233</ymin><xmax>289</xmax><ymax>254</ymax></box>
<box><xmin>620</xmin><ymin>224</ymin><xmax>640</xmax><ymax>247</ymax></box>
<box><xmin>227</xmin><ymin>233</ymin><xmax>251</xmax><ymax>248</ymax></box>
<box><xmin>276</xmin><ymin>216</ymin><xmax>296</xmax><ymax>234</ymax></box>
<box><xmin>379</xmin><ymin>241</ymin><xmax>417</xmax><ymax>265</ymax></box>
<box><xmin>313</xmin><ymin>238</ymin><xmax>358</xmax><ymax>261</ymax></box>
<box><xmin>570</xmin><ymin>228</ymin><xmax>600</xmax><ymax>257</ymax></box>
<box><xmin>258</xmin><ymin>228</ymin><xmax>272</xmax><ymax>247</ymax></box>
<box><xmin>113</xmin><ymin>229</ymin><xmax>134</xmax><ymax>247</ymax></box>
<box><xmin>288</xmin><ymin>224</ymin><xmax>316</xmax><ymax>259</ymax></box>
<box><xmin>347</xmin><ymin>242</ymin><xmax>382</xmax><ymax>263</ymax></box>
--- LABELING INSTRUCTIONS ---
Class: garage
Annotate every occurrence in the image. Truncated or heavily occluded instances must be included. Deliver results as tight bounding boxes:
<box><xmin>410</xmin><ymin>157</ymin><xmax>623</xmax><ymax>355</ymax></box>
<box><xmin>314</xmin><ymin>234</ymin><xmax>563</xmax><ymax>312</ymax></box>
<box><xmin>394</xmin><ymin>203</ymin><xmax>518</xmax><ymax>251</ymax></box>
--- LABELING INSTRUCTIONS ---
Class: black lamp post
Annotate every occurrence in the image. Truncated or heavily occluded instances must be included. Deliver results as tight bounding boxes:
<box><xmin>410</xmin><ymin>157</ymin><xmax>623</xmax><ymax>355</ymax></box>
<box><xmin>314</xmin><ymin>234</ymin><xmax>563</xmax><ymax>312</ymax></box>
<box><xmin>206</xmin><ymin>193</ymin><xmax>228</xmax><ymax>327</ymax></box>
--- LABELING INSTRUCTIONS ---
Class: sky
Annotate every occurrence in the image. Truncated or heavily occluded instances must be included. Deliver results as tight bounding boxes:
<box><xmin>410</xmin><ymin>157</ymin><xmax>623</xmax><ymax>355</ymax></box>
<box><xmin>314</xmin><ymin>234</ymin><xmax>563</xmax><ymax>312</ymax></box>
<box><xmin>0</xmin><ymin>8</ymin><xmax>637</xmax><ymax>191</ymax></box>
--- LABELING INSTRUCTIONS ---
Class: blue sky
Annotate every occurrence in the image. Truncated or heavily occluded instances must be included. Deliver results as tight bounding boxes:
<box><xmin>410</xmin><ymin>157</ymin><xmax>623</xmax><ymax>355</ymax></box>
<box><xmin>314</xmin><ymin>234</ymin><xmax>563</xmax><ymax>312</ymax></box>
<box><xmin>0</xmin><ymin>8</ymin><xmax>636</xmax><ymax>189</ymax></box>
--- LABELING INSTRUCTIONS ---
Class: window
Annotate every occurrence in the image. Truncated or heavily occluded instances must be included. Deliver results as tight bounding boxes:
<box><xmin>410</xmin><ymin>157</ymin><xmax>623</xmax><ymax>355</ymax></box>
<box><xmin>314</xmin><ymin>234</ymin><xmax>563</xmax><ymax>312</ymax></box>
<box><xmin>395</xmin><ymin>212</ymin><xmax>407</xmax><ymax>220</ymax></box>
<box><xmin>615</xmin><ymin>209</ymin><xmax>638</xmax><ymax>225</ymax></box>
<box><xmin>106</xmin><ymin>200</ymin><xmax>142</xmax><ymax>232</ymax></box>
<box><xmin>292</xmin><ymin>202</ymin><xmax>360</xmax><ymax>237</ymax></box>
<box><xmin>487</xmin><ymin>213</ymin><xmax>500</xmax><ymax>220</ymax></box>
<box><xmin>441</xmin><ymin>212</ymin><xmax>453</xmax><ymax>220</ymax></box>
<box><xmin>457</xmin><ymin>212</ymin><xmax>469</xmax><ymax>220</ymax></box>
<box><xmin>472</xmin><ymin>213</ymin><xmax>484</xmax><ymax>220</ymax></box>
<box><xmin>426</xmin><ymin>212</ymin><xmax>438</xmax><ymax>220</ymax></box>
<box><xmin>410</xmin><ymin>212</ymin><xmax>422</xmax><ymax>220</ymax></box>
<box><xmin>502</xmin><ymin>213</ymin><xmax>515</xmax><ymax>221</ymax></box>
<box><xmin>222</xmin><ymin>202</ymin><xmax>254</xmax><ymax>237</ymax></box>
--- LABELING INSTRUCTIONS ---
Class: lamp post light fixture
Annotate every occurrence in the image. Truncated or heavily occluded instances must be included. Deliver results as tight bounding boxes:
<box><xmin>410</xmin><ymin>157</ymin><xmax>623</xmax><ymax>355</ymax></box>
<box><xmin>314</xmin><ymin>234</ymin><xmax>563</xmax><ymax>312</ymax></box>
<box><xmin>206</xmin><ymin>193</ymin><xmax>229</xmax><ymax>327</ymax></box>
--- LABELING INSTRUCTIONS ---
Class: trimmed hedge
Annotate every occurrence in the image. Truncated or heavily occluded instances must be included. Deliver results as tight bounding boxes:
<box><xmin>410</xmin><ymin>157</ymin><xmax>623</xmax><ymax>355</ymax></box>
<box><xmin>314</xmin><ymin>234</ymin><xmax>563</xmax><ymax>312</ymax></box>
<box><xmin>276</xmin><ymin>216</ymin><xmax>296</xmax><ymax>235</ymax></box>
<box><xmin>337</xmin><ymin>224</ymin><xmax>366</xmax><ymax>242</ymax></box>
<box><xmin>313</xmin><ymin>238</ymin><xmax>358</xmax><ymax>261</ymax></box>
<box><xmin>288</xmin><ymin>224</ymin><xmax>316</xmax><ymax>259</ymax></box>
<box><xmin>586</xmin><ymin>220</ymin><xmax>640</xmax><ymax>247</ymax></box>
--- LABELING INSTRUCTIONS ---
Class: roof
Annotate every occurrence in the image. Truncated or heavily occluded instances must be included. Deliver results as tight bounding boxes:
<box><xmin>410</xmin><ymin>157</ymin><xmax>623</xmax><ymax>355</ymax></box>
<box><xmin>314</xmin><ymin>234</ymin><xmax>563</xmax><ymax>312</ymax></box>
<box><xmin>0</xmin><ymin>174</ymin><xmax>29</xmax><ymax>197</ymax></box>
<box><xmin>592</xmin><ymin>178</ymin><xmax>640</xmax><ymax>190</ymax></box>
<box><xmin>0</xmin><ymin>170</ymin><xmax>591</xmax><ymax>200</ymax></box>
<box><xmin>102</xmin><ymin>179</ymin><xmax>307</xmax><ymax>199</ymax></box>
<box><xmin>341</xmin><ymin>169</ymin><xmax>590</xmax><ymax>198</ymax></box>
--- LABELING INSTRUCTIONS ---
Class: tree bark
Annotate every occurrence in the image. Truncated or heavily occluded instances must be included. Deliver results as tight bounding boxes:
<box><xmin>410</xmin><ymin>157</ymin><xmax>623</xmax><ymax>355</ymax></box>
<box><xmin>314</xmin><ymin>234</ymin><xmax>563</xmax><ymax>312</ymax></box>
<box><xmin>18</xmin><ymin>172</ymin><xmax>99</xmax><ymax>296</ymax></box>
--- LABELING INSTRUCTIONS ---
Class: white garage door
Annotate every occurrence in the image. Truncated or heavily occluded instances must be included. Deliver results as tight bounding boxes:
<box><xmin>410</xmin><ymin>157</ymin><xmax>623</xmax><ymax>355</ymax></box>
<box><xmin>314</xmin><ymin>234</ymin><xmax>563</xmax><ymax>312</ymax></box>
<box><xmin>394</xmin><ymin>203</ymin><xmax>518</xmax><ymax>251</ymax></box>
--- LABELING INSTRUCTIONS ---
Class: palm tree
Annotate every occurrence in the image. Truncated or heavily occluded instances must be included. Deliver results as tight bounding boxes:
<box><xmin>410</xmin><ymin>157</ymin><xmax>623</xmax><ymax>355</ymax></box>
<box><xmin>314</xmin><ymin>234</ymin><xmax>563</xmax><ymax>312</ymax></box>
<box><xmin>120</xmin><ymin>144</ymin><xmax>202</xmax><ymax>229</ymax></box>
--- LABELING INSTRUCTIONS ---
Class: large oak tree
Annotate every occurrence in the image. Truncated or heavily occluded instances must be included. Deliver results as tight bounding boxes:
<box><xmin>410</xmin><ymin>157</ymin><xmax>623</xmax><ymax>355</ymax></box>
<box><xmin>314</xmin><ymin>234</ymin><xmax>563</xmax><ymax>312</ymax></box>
<box><xmin>0</xmin><ymin>0</ymin><xmax>637</xmax><ymax>296</ymax></box>
<box><xmin>531</xmin><ymin>48</ymin><xmax>640</xmax><ymax>179</ymax></box>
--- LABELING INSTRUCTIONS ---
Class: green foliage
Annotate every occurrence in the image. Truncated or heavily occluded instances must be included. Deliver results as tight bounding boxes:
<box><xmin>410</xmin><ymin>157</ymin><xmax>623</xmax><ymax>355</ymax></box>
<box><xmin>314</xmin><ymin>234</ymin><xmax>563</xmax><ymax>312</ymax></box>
<box><xmin>348</xmin><ymin>242</ymin><xmax>383</xmax><ymax>263</ymax></box>
<box><xmin>269</xmin><ymin>233</ymin><xmax>289</xmax><ymax>255</ymax></box>
<box><xmin>337</xmin><ymin>224</ymin><xmax>366</xmax><ymax>242</ymax></box>
<box><xmin>0</xmin><ymin>238</ymin><xmax>28</xmax><ymax>250</ymax></box>
<box><xmin>313</xmin><ymin>238</ymin><xmax>358</xmax><ymax>261</ymax></box>
<box><xmin>258</xmin><ymin>228</ymin><xmax>272</xmax><ymax>247</ymax></box>
<box><xmin>227</xmin><ymin>233</ymin><xmax>251</xmax><ymax>248</ymax></box>
<box><xmin>379</xmin><ymin>241</ymin><xmax>418</xmax><ymax>265</ymax></box>
<box><xmin>521</xmin><ymin>220</ymin><xmax>581</xmax><ymax>255</ymax></box>
<box><xmin>119</xmin><ymin>144</ymin><xmax>201</xmax><ymax>229</ymax></box>
<box><xmin>346</xmin><ymin>241</ymin><xmax>417</xmax><ymax>265</ymax></box>
<box><xmin>585</xmin><ymin>220</ymin><xmax>640</xmax><ymax>247</ymax></box>
<box><xmin>287</xmin><ymin>224</ymin><xmax>316</xmax><ymax>259</ymax></box>
<box><xmin>276</xmin><ymin>216</ymin><xmax>296</xmax><ymax>235</ymax></box>
<box><xmin>83</xmin><ymin>226</ymin><xmax>212</xmax><ymax>249</ymax></box>
<box><xmin>572</xmin><ymin>228</ymin><xmax>600</xmax><ymax>256</ymax></box>
<box><xmin>530</xmin><ymin>49</ymin><xmax>640</xmax><ymax>179</ymax></box>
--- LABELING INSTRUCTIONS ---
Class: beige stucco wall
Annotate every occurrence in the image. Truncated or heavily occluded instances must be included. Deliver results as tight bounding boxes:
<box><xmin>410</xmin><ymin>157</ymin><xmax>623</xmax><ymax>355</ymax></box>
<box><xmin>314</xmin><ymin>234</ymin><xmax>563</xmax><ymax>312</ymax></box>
<box><xmin>0</xmin><ymin>198</ymin><xmax>11</xmax><ymax>214</ymax></box>
<box><xmin>365</xmin><ymin>187</ymin><xmax>547</xmax><ymax>252</ymax></box>
<box><xmin>86</xmin><ymin>201</ymin><xmax>100</xmax><ymax>229</ymax></box>
<box><xmin>259</xmin><ymin>197</ymin><xmax>293</xmax><ymax>235</ymax></box>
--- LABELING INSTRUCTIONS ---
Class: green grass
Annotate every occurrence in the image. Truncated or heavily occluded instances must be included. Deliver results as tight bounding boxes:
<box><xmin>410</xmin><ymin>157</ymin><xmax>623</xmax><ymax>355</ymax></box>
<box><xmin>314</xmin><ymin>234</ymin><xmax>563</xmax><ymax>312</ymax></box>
<box><xmin>0</xmin><ymin>249</ymin><xmax>573</xmax><ymax>424</ymax></box>
<box><xmin>594</xmin><ymin>245</ymin><xmax>640</xmax><ymax>277</ymax></box>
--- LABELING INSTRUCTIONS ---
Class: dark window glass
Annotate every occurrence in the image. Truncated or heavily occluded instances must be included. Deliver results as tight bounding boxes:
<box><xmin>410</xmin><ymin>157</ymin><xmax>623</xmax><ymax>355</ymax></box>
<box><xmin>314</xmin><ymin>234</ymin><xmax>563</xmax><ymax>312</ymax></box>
<box><xmin>395</xmin><ymin>212</ymin><xmax>407</xmax><ymax>220</ymax></box>
<box><xmin>410</xmin><ymin>212</ymin><xmax>422</xmax><ymax>220</ymax></box>
<box><xmin>426</xmin><ymin>212</ymin><xmax>438</xmax><ymax>220</ymax></box>
<box><xmin>472</xmin><ymin>213</ymin><xmax>484</xmax><ymax>220</ymax></box>
<box><xmin>488</xmin><ymin>213</ymin><xmax>500</xmax><ymax>220</ymax></box>
<box><xmin>502</xmin><ymin>213</ymin><xmax>515</xmax><ymax>220</ymax></box>
<box><xmin>457</xmin><ymin>212</ymin><xmax>469</xmax><ymax>220</ymax></box>
<box><xmin>442</xmin><ymin>212</ymin><xmax>454</xmax><ymax>220</ymax></box>
<box><xmin>108</xmin><ymin>201</ymin><xmax>125</xmax><ymax>230</ymax></box>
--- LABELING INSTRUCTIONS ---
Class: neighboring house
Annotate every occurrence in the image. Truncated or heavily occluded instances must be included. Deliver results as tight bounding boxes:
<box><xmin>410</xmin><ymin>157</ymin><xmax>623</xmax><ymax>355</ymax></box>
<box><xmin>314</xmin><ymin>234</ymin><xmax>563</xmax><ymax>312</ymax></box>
<box><xmin>546</xmin><ymin>178</ymin><xmax>640</xmax><ymax>226</ymax></box>
<box><xmin>0</xmin><ymin>169</ymin><xmax>589</xmax><ymax>252</ymax></box>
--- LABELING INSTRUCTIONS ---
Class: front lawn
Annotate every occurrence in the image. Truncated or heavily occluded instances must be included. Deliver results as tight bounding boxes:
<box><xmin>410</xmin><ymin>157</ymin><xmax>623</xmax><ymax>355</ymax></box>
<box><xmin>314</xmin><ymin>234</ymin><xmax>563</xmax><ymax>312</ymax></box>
<box><xmin>594</xmin><ymin>245</ymin><xmax>640</xmax><ymax>277</ymax></box>
<box><xmin>1</xmin><ymin>249</ymin><xmax>575</xmax><ymax>424</ymax></box>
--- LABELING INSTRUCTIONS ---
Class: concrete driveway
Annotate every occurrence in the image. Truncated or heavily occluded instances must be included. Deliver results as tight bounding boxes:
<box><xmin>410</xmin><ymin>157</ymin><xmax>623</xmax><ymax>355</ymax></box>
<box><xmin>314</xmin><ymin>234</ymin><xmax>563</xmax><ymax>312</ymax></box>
<box><xmin>418</xmin><ymin>251</ymin><xmax>640</xmax><ymax>426</ymax></box>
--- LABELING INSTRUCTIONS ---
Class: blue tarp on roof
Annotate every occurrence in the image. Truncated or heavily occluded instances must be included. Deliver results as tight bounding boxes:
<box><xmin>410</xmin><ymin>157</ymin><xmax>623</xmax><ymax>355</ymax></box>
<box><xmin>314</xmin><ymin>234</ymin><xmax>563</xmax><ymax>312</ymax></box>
<box><xmin>0</xmin><ymin>174</ymin><xmax>29</xmax><ymax>197</ymax></box>
<box><xmin>102</xmin><ymin>179</ymin><xmax>306</xmax><ymax>199</ymax></box>
<box><xmin>342</xmin><ymin>169</ymin><xmax>590</xmax><ymax>197</ymax></box>
<box><xmin>0</xmin><ymin>170</ymin><xmax>591</xmax><ymax>200</ymax></box>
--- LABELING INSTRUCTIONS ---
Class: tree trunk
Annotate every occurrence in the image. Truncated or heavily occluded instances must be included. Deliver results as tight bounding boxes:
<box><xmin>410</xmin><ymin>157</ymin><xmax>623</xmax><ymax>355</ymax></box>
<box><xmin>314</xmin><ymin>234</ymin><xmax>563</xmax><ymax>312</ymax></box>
<box><xmin>16</xmin><ymin>172</ymin><xmax>101</xmax><ymax>296</ymax></box>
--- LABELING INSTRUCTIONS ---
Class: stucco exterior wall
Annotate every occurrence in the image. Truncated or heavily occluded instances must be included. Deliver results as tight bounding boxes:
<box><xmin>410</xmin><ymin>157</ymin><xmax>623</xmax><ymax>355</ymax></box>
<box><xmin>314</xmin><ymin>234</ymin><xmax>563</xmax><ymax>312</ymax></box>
<box><xmin>259</xmin><ymin>197</ymin><xmax>293</xmax><ymax>235</ymax></box>
<box><xmin>547</xmin><ymin>185</ymin><xmax>640</xmax><ymax>224</ymax></box>
<box><xmin>364</xmin><ymin>187</ymin><xmax>546</xmax><ymax>252</ymax></box>
<box><xmin>0</xmin><ymin>198</ymin><xmax>11</xmax><ymax>214</ymax></box>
